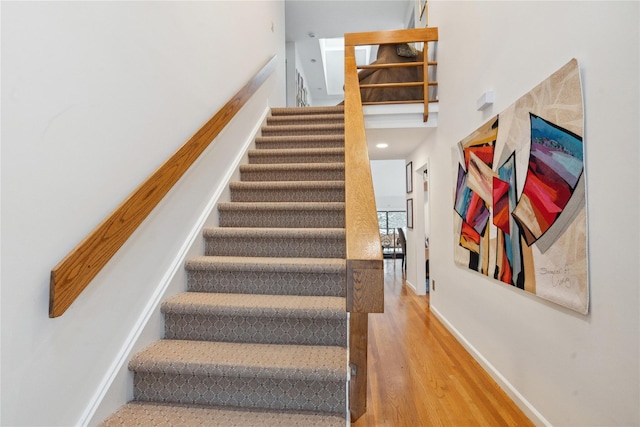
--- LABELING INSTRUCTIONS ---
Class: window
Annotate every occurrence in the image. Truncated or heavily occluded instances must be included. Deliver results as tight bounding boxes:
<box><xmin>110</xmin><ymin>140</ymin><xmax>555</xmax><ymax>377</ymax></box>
<box><xmin>378</xmin><ymin>210</ymin><xmax>407</xmax><ymax>258</ymax></box>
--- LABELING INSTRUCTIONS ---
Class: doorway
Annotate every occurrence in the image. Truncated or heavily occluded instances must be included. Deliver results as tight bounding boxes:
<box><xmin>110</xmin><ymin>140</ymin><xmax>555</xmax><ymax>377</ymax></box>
<box><xmin>411</xmin><ymin>160</ymin><xmax>430</xmax><ymax>296</ymax></box>
<box><xmin>422</xmin><ymin>165</ymin><xmax>430</xmax><ymax>293</ymax></box>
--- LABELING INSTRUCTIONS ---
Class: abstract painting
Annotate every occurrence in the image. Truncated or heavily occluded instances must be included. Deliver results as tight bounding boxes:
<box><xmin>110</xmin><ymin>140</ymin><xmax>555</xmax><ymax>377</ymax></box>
<box><xmin>452</xmin><ymin>59</ymin><xmax>589</xmax><ymax>314</ymax></box>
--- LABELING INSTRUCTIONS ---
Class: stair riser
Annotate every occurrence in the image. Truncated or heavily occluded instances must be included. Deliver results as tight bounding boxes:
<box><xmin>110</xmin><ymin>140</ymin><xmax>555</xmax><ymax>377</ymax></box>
<box><xmin>164</xmin><ymin>314</ymin><xmax>347</xmax><ymax>346</ymax></box>
<box><xmin>230</xmin><ymin>188</ymin><xmax>344</xmax><ymax>203</ymax></box>
<box><xmin>240</xmin><ymin>169</ymin><xmax>344</xmax><ymax>182</ymax></box>
<box><xmin>266</xmin><ymin>117</ymin><xmax>344</xmax><ymax>127</ymax></box>
<box><xmin>205</xmin><ymin>237</ymin><xmax>345</xmax><ymax>258</ymax></box>
<box><xmin>270</xmin><ymin>107</ymin><xmax>344</xmax><ymax>116</ymax></box>
<box><xmin>187</xmin><ymin>270</ymin><xmax>345</xmax><ymax>297</ymax></box>
<box><xmin>100</xmin><ymin>402</ymin><xmax>346</xmax><ymax>426</ymax></box>
<box><xmin>255</xmin><ymin>138</ymin><xmax>344</xmax><ymax>150</ymax></box>
<box><xmin>218</xmin><ymin>210</ymin><xmax>344</xmax><ymax>228</ymax></box>
<box><xmin>261</xmin><ymin>126</ymin><xmax>344</xmax><ymax>137</ymax></box>
<box><xmin>133</xmin><ymin>373</ymin><xmax>346</xmax><ymax>414</ymax></box>
<box><xmin>248</xmin><ymin>153</ymin><xmax>344</xmax><ymax>164</ymax></box>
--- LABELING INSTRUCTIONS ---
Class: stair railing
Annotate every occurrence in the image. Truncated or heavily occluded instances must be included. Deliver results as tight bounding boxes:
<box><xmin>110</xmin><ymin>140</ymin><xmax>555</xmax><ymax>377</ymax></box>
<box><xmin>343</xmin><ymin>27</ymin><xmax>438</xmax><ymax>421</ymax></box>
<box><xmin>343</xmin><ymin>39</ymin><xmax>384</xmax><ymax>423</ymax></box>
<box><xmin>345</xmin><ymin>27</ymin><xmax>439</xmax><ymax>122</ymax></box>
<box><xmin>49</xmin><ymin>55</ymin><xmax>278</xmax><ymax>318</ymax></box>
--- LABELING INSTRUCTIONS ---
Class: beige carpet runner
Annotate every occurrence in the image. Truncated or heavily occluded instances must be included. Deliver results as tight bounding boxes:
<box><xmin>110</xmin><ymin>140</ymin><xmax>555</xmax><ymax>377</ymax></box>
<box><xmin>101</xmin><ymin>106</ymin><xmax>348</xmax><ymax>426</ymax></box>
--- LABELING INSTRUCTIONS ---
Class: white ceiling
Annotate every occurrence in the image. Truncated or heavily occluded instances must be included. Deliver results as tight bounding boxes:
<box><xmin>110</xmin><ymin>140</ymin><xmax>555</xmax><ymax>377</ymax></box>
<box><xmin>284</xmin><ymin>0</ymin><xmax>432</xmax><ymax>161</ymax></box>
<box><xmin>285</xmin><ymin>0</ymin><xmax>413</xmax><ymax>106</ymax></box>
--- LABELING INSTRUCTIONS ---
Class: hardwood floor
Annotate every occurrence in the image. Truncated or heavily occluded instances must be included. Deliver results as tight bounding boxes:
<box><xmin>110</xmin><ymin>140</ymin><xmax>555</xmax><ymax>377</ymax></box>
<box><xmin>351</xmin><ymin>259</ymin><xmax>534</xmax><ymax>427</ymax></box>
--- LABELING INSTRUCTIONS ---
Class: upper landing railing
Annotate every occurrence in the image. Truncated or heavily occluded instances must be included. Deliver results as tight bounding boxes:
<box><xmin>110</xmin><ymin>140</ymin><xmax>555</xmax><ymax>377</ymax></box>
<box><xmin>49</xmin><ymin>56</ymin><xmax>278</xmax><ymax>317</ymax></box>
<box><xmin>345</xmin><ymin>27</ymin><xmax>439</xmax><ymax>122</ymax></box>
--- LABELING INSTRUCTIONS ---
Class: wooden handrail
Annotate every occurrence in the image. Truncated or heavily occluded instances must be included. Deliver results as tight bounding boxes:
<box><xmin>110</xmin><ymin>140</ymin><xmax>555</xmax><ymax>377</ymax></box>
<box><xmin>346</xmin><ymin>27</ymin><xmax>439</xmax><ymax>122</ymax></box>
<box><xmin>49</xmin><ymin>55</ymin><xmax>278</xmax><ymax>318</ymax></box>
<box><xmin>344</xmin><ymin>45</ymin><xmax>384</xmax><ymax>306</ymax></box>
<box><xmin>345</xmin><ymin>27</ymin><xmax>438</xmax><ymax>46</ymax></box>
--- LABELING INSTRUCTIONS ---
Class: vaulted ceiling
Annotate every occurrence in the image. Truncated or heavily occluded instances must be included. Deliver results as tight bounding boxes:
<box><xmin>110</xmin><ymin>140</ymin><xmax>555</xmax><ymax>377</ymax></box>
<box><xmin>285</xmin><ymin>0</ymin><xmax>412</xmax><ymax>106</ymax></box>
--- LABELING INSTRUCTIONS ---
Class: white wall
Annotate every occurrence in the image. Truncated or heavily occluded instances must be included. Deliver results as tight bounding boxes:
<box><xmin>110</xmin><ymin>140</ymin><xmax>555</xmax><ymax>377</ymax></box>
<box><xmin>371</xmin><ymin>159</ymin><xmax>406</xmax><ymax>211</ymax></box>
<box><xmin>406</xmin><ymin>1</ymin><xmax>639</xmax><ymax>426</ymax></box>
<box><xmin>0</xmin><ymin>2</ymin><xmax>286</xmax><ymax>426</ymax></box>
<box><xmin>286</xmin><ymin>42</ymin><xmax>297</xmax><ymax>106</ymax></box>
<box><xmin>285</xmin><ymin>42</ymin><xmax>314</xmax><ymax>107</ymax></box>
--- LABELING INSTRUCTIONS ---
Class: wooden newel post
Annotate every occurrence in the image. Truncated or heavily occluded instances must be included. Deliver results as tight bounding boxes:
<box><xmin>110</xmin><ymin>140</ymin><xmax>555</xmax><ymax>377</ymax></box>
<box><xmin>349</xmin><ymin>312</ymin><xmax>369</xmax><ymax>421</ymax></box>
<box><xmin>346</xmin><ymin>260</ymin><xmax>383</xmax><ymax>421</ymax></box>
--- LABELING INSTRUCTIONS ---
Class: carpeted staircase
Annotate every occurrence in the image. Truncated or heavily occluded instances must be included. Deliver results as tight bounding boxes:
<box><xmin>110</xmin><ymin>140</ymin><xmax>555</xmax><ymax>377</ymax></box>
<box><xmin>101</xmin><ymin>106</ymin><xmax>349</xmax><ymax>426</ymax></box>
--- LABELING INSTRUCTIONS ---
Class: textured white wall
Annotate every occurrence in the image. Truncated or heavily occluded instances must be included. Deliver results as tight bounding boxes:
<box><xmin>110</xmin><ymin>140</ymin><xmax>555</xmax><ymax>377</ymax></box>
<box><xmin>371</xmin><ymin>159</ymin><xmax>406</xmax><ymax>211</ymax></box>
<box><xmin>0</xmin><ymin>2</ymin><xmax>285</xmax><ymax>425</ymax></box>
<box><xmin>406</xmin><ymin>1</ymin><xmax>639</xmax><ymax>425</ymax></box>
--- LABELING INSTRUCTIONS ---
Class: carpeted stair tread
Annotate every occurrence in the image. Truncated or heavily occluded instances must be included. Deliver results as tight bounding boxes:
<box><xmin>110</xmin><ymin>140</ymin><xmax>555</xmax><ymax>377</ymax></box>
<box><xmin>218</xmin><ymin>201</ymin><xmax>344</xmax><ymax>211</ymax></box>
<box><xmin>203</xmin><ymin>227</ymin><xmax>345</xmax><ymax>258</ymax></box>
<box><xmin>255</xmin><ymin>135</ymin><xmax>344</xmax><ymax>150</ymax></box>
<box><xmin>270</xmin><ymin>106</ymin><xmax>344</xmax><ymax>116</ymax></box>
<box><xmin>239</xmin><ymin>163</ymin><xmax>344</xmax><ymax>182</ymax></box>
<box><xmin>248</xmin><ymin>147</ymin><xmax>344</xmax><ymax>157</ymax></box>
<box><xmin>185</xmin><ymin>256</ymin><xmax>345</xmax><ymax>273</ymax></box>
<box><xmin>162</xmin><ymin>292</ymin><xmax>345</xmax><ymax>319</ymax></box>
<box><xmin>229</xmin><ymin>180</ymin><xmax>344</xmax><ymax>194</ymax></box>
<box><xmin>100</xmin><ymin>401</ymin><xmax>345</xmax><ymax>427</ymax></box>
<box><xmin>229</xmin><ymin>180</ymin><xmax>344</xmax><ymax>203</ymax></box>
<box><xmin>247</xmin><ymin>147</ymin><xmax>344</xmax><ymax>164</ymax></box>
<box><xmin>204</xmin><ymin>226</ymin><xmax>344</xmax><ymax>239</ymax></box>
<box><xmin>217</xmin><ymin>202</ymin><xmax>345</xmax><ymax>229</ymax></box>
<box><xmin>129</xmin><ymin>340</ymin><xmax>347</xmax><ymax>381</ymax></box>
<box><xmin>218</xmin><ymin>204</ymin><xmax>344</xmax><ymax>228</ymax></box>
<box><xmin>261</xmin><ymin>123</ymin><xmax>344</xmax><ymax>137</ymax></box>
<box><xmin>229</xmin><ymin>180</ymin><xmax>344</xmax><ymax>202</ymax></box>
<box><xmin>161</xmin><ymin>293</ymin><xmax>347</xmax><ymax>346</ymax></box>
<box><xmin>185</xmin><ymin>258</ymin><xmax>346</xmax><ymax>297</ymax></box>
<box><xmin>240</xmin><ymin>162</ymin><xmax>344</xmax><ymax>172</ymax></box>
<box><xmin>162</xmin><ymin>292</ymin><xmax>347</xmax><ymax>345</ymax></box>
<box><xmin>266</xmin><ymin>114</ymin><xmax>343</xmax><ymax>127</ymax></box>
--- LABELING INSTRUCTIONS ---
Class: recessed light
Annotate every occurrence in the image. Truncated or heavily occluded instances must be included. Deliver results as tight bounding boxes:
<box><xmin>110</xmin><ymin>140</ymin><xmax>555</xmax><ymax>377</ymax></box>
<box><xmin>376</xmin><ymin>143</ymin><xmax>389</xmax><ymax>148</ymax></box>
<box><xmin>311</xmin><ymin>59</ymin><xmax>317</xmax><ymax>63</ymax></box>
<box><xmin>308</xmin><ymin>32</ymin><xmax>316</xmax><ymax>38</ymax></box>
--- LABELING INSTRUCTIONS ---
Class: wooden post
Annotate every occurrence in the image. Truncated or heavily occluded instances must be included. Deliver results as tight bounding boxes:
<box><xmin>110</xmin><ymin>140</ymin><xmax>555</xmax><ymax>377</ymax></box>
<box><xmin>349</xmin><ymin>312</ymin><xmax>369</xmax><ymax>421</ymax></box>
<box><xmin>423</xmin><ymin>41</ymin><xmax>430</xmax><ymax>122</ymax></box>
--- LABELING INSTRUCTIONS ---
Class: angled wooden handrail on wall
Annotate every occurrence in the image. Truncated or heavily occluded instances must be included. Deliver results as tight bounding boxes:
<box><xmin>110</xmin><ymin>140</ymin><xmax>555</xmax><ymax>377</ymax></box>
<box><xmin>49</xmin><ymin>55</ymin><xmax>278</xmax><ymax>318</ymax></box>
<box><xmin>345</xmin><ymin>27</ymin><xmax>439</xmax><ymax>122</ymax></box>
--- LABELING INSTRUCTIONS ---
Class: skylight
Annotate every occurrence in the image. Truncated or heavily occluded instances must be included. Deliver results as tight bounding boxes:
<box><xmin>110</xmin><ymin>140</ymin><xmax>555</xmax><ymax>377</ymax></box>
<box><xmin>319</xmin><ymin>37</ymin><xmax>372</xmax><ymax>96</ymax></box>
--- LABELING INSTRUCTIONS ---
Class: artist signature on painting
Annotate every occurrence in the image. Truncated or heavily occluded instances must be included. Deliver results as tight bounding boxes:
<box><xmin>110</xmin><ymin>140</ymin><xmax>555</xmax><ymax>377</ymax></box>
<box><xmin>539</xmin><ymin>266</ymin><xmax>572</xmax><ymax>288</ymax></box>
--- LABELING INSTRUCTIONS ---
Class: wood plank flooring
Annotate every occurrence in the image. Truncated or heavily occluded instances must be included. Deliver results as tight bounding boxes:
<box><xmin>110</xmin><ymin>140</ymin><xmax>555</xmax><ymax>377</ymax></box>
<box><xmin>351</xmin><ymin>259</ymin><xmax>534</xmax><ymax>426</ymax></box>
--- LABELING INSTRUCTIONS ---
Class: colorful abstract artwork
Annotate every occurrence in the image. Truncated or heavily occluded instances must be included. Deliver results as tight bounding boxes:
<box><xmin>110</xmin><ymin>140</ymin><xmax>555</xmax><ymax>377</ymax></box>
<box><xmin>452</xmin><ymin>59</ymin><xmax>589</xmax><ymax>314</ymax></box>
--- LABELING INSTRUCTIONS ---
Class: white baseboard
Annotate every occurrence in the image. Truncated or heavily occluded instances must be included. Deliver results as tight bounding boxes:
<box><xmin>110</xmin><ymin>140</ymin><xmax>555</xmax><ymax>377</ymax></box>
<box><xmin>430</xmin><ymin>306</ymin><xmax>551</xmax><ymax>427</ymax></box>
<box><xmin>80</xmin><ymin>106</ymin><xmax>270</xmax><ymax>427</ymax></box>
<box><xmin>405</xmin><ymin>278</ymin><xmax>417</xmax><ymax>293</ymax></box>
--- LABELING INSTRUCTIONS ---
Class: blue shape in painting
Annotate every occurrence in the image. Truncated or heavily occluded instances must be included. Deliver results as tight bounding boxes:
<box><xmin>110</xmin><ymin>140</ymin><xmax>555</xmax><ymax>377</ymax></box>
<box><xmin>530</xmin><ymin>114</ymin><xmax>584</xmax><ymax>188</ymax></box>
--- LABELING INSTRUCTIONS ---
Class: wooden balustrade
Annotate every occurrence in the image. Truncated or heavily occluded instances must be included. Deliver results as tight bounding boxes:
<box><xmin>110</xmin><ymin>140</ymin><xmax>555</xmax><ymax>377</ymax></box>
<box><xmin>345</xmin><ymin>27</ymin><xmax>439</xmax><ymax>122</ymax></box>
<box><xmin>49</xmin><ymin>55</ymin><xmax>278</xmax><ymax>318</ymax></box>
<box><xmin>344</xmin><ymin>43</ymin><xmax>384</xmax><ymax>422</ymax></box>
<box><xmin>343</xmin><ymin>27</ymin><xmax>439</xmax><ymax>421</ymax></box>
